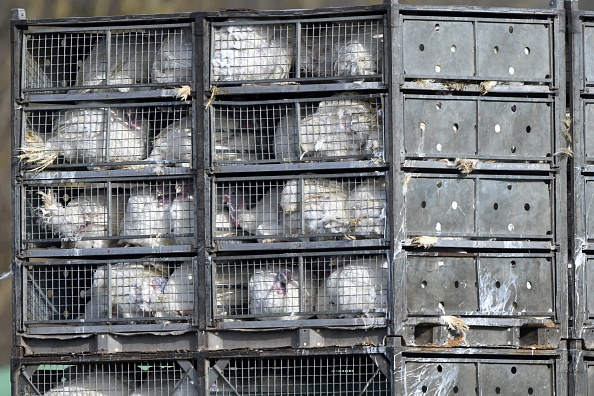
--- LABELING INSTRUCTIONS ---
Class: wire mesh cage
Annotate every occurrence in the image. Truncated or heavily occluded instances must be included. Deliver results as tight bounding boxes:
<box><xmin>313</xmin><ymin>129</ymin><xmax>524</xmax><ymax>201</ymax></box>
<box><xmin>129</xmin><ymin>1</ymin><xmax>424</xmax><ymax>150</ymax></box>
<box><xmin>209</xmin><ymin>94</ymin><xmax>384</xmax><ymax>165</ymax></box>
<box><xmin>210</xmin><ymin>173</ymin><xmax>387</xmax><ymax>248</ymax></box>
<box><xmin>20</xmin><ymin>257</ymin><xmax>195</xmax><ymax>326</ymax></box>
<box><xmin>404</xmin><ymin>173</ymin><xmax>554</xmax><ymax>241</ymax></box>
<box><xmin>208</xmin><ymin>14</ymin><xmax>386</xmax><ymax>85</ymax></box>
<box><xmin>21</xmin><ymin>177</ymin><xmax>195</xmax><ymax>252</ymax></box>
<box><xmin>16</xmin><ymin>359</ymin><xmax>198</xmax><ymax>395</ymax></box>
<box><xmin>210</xmin><ymin>251</ymin><xmax>389</xmax><ymax>323</ymax></box>
<box><xmin>207</xmin><ymin>352</ymin><xmax>391</xmax><ymax>395</ymax></box>
<box><xmin>20</xmin><ymin>24</ymin><xmax>193</xmax><ymax>93</ymax></box>
<box><xmin>19</xmin><ymin>102</ymin><xmax>193</xmax><ymax>172</ymax></box>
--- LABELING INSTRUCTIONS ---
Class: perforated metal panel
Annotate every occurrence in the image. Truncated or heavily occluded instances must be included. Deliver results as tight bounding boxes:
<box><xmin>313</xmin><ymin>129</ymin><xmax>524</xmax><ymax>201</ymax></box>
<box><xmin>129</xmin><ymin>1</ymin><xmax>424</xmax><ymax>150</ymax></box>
<box><xmin>480</xmin><ymin>363</ymin><xmax>553</xmax><ymax>395</ymax></box>
<box><xmin>404</xmin><ymin>361</ymin><xmax>477</xmax><ymax>395</ymax></box>
<box><xmin>583</xmin><ymin>101</ymin><xmax>594</xmax><ymax>160</ymax></box>
<box><xmin>583</xmin><ymin>24</ymin><xmax>594</xmax><ymax>86</ymax></box>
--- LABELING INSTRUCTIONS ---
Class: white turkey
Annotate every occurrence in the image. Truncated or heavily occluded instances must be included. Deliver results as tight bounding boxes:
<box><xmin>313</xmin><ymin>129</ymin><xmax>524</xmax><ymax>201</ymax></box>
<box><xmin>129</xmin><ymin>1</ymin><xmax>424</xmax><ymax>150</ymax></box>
<box><xmin>317</xmin><ymin>257</ymin><xmax>389</xmax><ymax>318</ymax></box>
<box><xmin>280</xmin><ymin>178</ymin><xmax>350</xmax><ymax>238</ymax></box>
<box><xmin>43</xmin><ymin>372</ymin><xmax>130</xmax><ymax>396</ymax></box>
<box><xmin>212</xmin><ymin>22</ymin><xmax>295</xmax><ymax>81</ymax></box>
<box><xmin>248</xmin><ymin>267</ymin><xmax>315</xmax><ymax>320</ymax></box>
<box><xmin>274</xmin><ymin>96</ymin><xmax>381</xmax><ymax>160</ymax></box>
<box><xmin>20</xmin><ymin>107</ymin><xmax>148</xmax><ymax>172</ymax></box>
<box><xmin>224</xmin><ymin>186</ymin><xmax>292</xmax><ymax>243</ymax></box>
<box><xmin>76</xmin><ymin>34</ymin><xmax>153</xmax><ymax>92</ymax></box>
<box><xmin>300</xmin><ymin>24</ymin><xmax>383</xmax><ymax>78</ymax></box>
<box><xmin>84</xmin><ymin>262</ymin><xmax>169</xmax><ymax>319</ymax></box>
<box><xmin>161</xmin><ymin>262</ymin><xmax>194</xmax><ymax>316</ymax></box>
<box><xmin>35</xmin><ymin>190</ymin><xmax>121</xmax><ymax>249</ymax></box>
<box><xmin>213</xmin><ymin>113</ymin><xmax>260</xmax><ymax>162</ymax></box>
<box><xmin>119</xmin><ymin>185</ymin><xmax>175</xmax><ymax>247</ymax></box>
<box><xmin>145</xmin><ymin>116</ymin><xmax>192</xmax><ymax>164</ymax></box>
<box><xmin>170</xmin><ymin>180</ymin><xmax>195</xmax><ymax>245</ymax></box>
<box><xmin>348</xmin><ymin>178</ymin><xmax>386</xmax><ymax>236</ymax></box>
<box><xmin>130</xmin><ymin>374</ymin><xmax>198</xmax><ymax>396</ymax></box>
<box><xmin>25</xmin><ymin>52</ymin><xmax>52</xmax><ymax>89</ymax></box>
<box><xmin>152</xmin><ymin>28</ymin><xmax>193</xmax><ymax>83</ymax></box>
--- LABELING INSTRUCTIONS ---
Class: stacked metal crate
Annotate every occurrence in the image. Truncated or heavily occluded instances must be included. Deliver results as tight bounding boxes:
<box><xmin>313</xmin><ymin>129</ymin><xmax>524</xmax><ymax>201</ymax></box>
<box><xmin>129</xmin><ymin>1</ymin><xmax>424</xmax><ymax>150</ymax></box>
<box><xmin>390</xmin><ymin>1</ymin><xmax>569</xmax><ymax>393</ymax></box>
<box><xmin>200</xmin><ymin>5</ymin><xmax>394</xmax><ymax>394</ymax></box>
<box><xmin>11</xmin><ymin>9</ymin><xmax>202</xmax><ymax>395</ymax></box>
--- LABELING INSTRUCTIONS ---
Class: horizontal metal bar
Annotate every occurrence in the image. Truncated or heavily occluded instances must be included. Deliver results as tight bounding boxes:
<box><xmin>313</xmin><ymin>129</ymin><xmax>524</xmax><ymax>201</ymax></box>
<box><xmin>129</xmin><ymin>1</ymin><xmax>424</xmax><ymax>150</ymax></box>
<box><xmin>23</xmin><ymin>245</ymin><xmax>195</xmax><ymax>258</ymax></box>
<box><xmin>214</xmin><ymin>82</ymin><xmax>387</xmax><ymax>96</ymax></box>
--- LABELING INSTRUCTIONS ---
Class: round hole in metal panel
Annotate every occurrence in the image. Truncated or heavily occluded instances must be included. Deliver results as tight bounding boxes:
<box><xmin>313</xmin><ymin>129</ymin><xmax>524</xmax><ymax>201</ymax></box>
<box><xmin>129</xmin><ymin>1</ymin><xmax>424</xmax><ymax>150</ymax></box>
<box><xmin>493</xmin><ymin>203</ymin><xmax>499</xmax><ymax>210</ymax></box>
<box><xmin>438</xmin><ymin>301</ymin><xmax>445</xmax><ymax>310</ymax></box>
<box><xmin>494</xmin><ymin>46</ymin><xmax>499</xmax><ymax>54</ymax></box>
<box><xmin>512</xmin><ymin>301</ymin><xmax>518</xmax><ymax>309</ymax></box>
<box><xmin>453</xmin><ymin>123</ymin><xmax>458</xmax><ymax>131</ymax></box>
<box><xmin>437</xmin><ymin>365</ymin><xmax>443</xmax><ymax>372</ymax></box>
<box><xmin>422</xmin><ymin>385</ymin><xmax>428</xmax><ymax>393</ymax></box>
<box><xmin>496</xmin><ymin>281</ymin><xmax>501</xmax><ymax>288</ymax></box>
<box><xmin>437</xmin><ymin>181</ymin><xmax>443</xmax><ymax>188</ymax></box>
<box><xmin>420</xmin><ymin>122</ymin><xmax>426</xmax><ymax>131</ymax></box>
<box><xmin>451</xmin><ymin>201</ymin><xmax>458</xmax><ymax>210</ymax></box>
<box><xmin>511</xmin><ymin>146</ymin><xmax>516</xmax><ymax>153</ymax></box>
<box><xmin>435</xmin><ymin>65</ymin><xmax>441</xmax><ymax>73</ymax></box>
<box><xmin>421</xmin><ymin>281</ymin><xmax>427</xmax><ymax>288</ymax></box>
<box><xmin>509</xmin><ymin>67</ymin><xmax>515</xmax><ymax>75</ymax></box>
<box><xmin>496</xmin><ymin>387</ymin><xmax>501</xmax><ymax>394</ymax></box>
<box><xmin>511</xmin><ymin>260</ymin><xmax>517</xmax><ymax>267</ymax></box>
<box><xmin>436</xmin><ymin>143</ymin><xmax>442</xmax><ymax>152</ymax></box>
<box><xmin>421</xmin><ymin>201</ymin><xmax>426</xmax><ymax>209</ymax></box>
<box><xmin>511</xmin><ymin>366</ymin><xmax>517</xmax><ymax>374</ymax></box>
<box><xmin>419</xmin><ymin>43</ymin><xmax>425</xmax><ymax>51</ymax></box>
<box><xmin>436</xmin><ymin>102</ymin><xmax>442</xmax><ymax>110</ymax></box>
<box><xmin>526</xmin><ymin>126</ymin><xmax>531</xmax><ymax>133</ymax></box>
<box><xmin>495</xmin><ymin>124</ymin><xmax>501</xmax><ymax>133</ymax></box>
<box><xmin>511</xmin><ymin>105</ymin><xmax>517</xmax><ymax>112</ymax></box>
<box><xmin>524</xmin><ymin>203</ymin><xmax>530</xmax><ymax>211</ymax></box>
<box><xmin>528</xmin><ymin>388</ymin><xmax>534</xmax><ymax>395</ymax></box>
<box><xmin>526</xmin><ymin>281</ymin><xmax>532</xmax><ymax>290</ymax></box>
<box><xmin>524</xmin><ymin>47</ymin><xmax>530</xmax><ymax>55</ymax></box>
<box><xmin>507</xmin><ymin>183</ymin><xmax>512</xmax><ymax>190</ymax></box>
<box><xmin>453</xmin><ymin>386</ymin><xmax>459</xmax><ymax>393</ymax></box>
<box><xmin>454</xmin><ymin>280</ymin><xmax>459</xmax><ymax>288</ymax></box>
<box><xmin>508</xmin><ymin>26</ymin><xmax>514</xmax><ymax>33</ymax></box>
<box><xmin>451</xmin><ymin>45</ymin><xmax>457</xmax><ymax>52</ymax></box>
<box><xmin>435</xmin><ymin>24</ymin><xmax>440</xmax><ymax>31</ymax></box>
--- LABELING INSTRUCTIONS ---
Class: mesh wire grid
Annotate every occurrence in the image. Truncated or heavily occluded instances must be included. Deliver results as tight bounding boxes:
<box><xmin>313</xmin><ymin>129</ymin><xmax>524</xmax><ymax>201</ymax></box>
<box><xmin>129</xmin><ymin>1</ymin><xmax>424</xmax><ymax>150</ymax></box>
<box><xmin>20</xmin><ymin>103</ymin><xmax>192</xmax><ymax>171</ymax></box>
<box><xmin>212</xmin><ymin>174</ymin><xmax>387</xmax><ymax>245</ymax></box>
<box><xmin>22</xmin><ymin>25</ymin><xmax>193</xmax><ymax>92</ymax></box>
<box><xmin>22</xmin><ymin>258</ymin><xmax>195</xmax><ymax>324</ymax></box>
<box><xmin>208</xmin><ymin>354</ymin><xmax>390</xmax><ymax>395</ymax></box>
<box><xmin>22</xmin><ymin>177</ymin><xmax>195</xmax><ymax>250</ymax></box>
<box><xmin>18</xmin><ymin>360</ymin><xmax>197</xmax><ymax>395</ymax></box>
<box><xmin>211</xmin><ymin>252</ymin><xmax>389</xmax><ymax>321</ymax></box>
<box><xmin>209</xmin><ymin>94</ymin><xmax>384</xmax><ymax>164</ymax></box>
<box><xmin>210</xmin><ymin>16</ymin><xmax>385</xmax><ymax>83</ymax></box>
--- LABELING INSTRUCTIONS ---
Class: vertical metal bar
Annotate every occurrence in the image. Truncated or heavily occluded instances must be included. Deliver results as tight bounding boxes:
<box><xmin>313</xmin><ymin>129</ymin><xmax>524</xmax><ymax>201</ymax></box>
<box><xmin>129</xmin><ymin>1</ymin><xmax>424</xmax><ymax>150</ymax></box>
<box><xmin>295</xmin><ymin>21</ymin><xmax>301</xmax><ymax>79</ymax></box>
<box><xmin>105</xmin><ymin>29</ymin><xmax>111</xmax><ymax>87</ymax></box>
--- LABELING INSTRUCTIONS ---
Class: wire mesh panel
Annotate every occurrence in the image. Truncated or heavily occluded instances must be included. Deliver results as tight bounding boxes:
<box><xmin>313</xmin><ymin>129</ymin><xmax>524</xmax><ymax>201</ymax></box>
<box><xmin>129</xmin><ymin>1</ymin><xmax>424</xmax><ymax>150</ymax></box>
<box><xmin>401</xmin><ymin>16</ymin><xmax>553</xmax><ymax>83</ymax></box>
<box><xmin>210</xmin><ymin>173</ymin><xmax>387</xmax><ymax>249</ymax></box>
<box><xmin>400</xmin><ymin>354</ymin><xmax>560</xmax><ymax>396</ymax></box>
<box><xmin>210</xmin><ymin>251</ymin><xmax>388</xmax><ymax>323</ymax></box>
<box><xmin>21</xmin><ymin>176</ymin><xmax>195</xmax><ymax>252</ymax></box>
<box><xmin>404</xmin><ymin>173</ymin><xmax>554</xmax><ymax>241</ymax></box>
<box><xmin>208</xmin><ymin>14</ymin><xmax>386</xmax><ymax>86</ymax></box>
<box><xmin>403</xmin><ymin>95</ymin><xmax>554</xmax><ymax>163</ymax></box>
<box><xmin>16</xmin><ymin>359</ymin><xmax>198</xmax><ymax>395</ymax></box>
<box><xmin>209</xmin><ymin>94</ymin><xmax>384</xmax><ymax>165</ymax></box>
<box><xmin>20</xmin><ymin>257</ymin><xmax>194</xmax><ymax>328</ymax></box>
<box><xmin>19</xmin><ymin>102</ymin><xmax>193</xmax><ymax>171</ymax></box>
<box><xmin>21</xmin><ymin>24</ymin><xmax>193</xmax><ymax>93</ymax></box>
<box><xmin>207</xmin><ymin>352</ymin><xmax>391</xmax><ymax>395</ymax></box>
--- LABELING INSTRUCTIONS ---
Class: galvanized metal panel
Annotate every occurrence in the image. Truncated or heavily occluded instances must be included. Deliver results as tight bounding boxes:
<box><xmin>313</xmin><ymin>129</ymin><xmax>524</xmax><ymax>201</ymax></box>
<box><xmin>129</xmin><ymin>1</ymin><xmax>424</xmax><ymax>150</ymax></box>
<box><xmin>583</xmin><ymin>102</ymin><xmax>594</xmax><ymax>160</ymax></box>
<box><xmin>406</xmin><ymin>256</ymin><xmax>478</xmax><ymax>315</ymax></box>
<box><xmin>476</xmin><ymin>21</ymin><xmax>551</xmax><ymax>81</ymax></box>
<box><xmin>404</xmin><ymin>361</ymin><xmax>477</xmax><ymax>395</ymax></box>
<box><xmin>584</xmin><ymin>26</ymin><xmax>594</xmax><ymax>85</ymax></box>
<box><xmin>403</xmin><ymin>97</ymin><xmax>476</xmax><ymax>158</ymax></box>
<box><xmin>405</xmin><ymin>176</ymin><xmax>475</xmax><ymax>234</ymax></box>
<box><xmin>477</xmin><ymin>178</ymin><xmax>552</xmax><ymax>237</ymax></box>
<box><xmin>402</xmin><ymin>19</ymin><xmax>476</xmax><ymax>78</ymax></box>
<box><xmin>480</xmin><ymin>362</ymin><xmax>553</xmax><ymax>395</ymax></box>
<box><xmin>478</xmin><ymin>100</ymin><xmax>552</xmax><ymax>158</ymax></box>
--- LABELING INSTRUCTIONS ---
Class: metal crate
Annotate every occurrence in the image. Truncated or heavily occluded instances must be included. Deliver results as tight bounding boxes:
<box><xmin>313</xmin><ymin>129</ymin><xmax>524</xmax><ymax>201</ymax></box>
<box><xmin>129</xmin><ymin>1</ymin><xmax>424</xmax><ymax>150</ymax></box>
<box><xmin>207</xmin><ymin>251</ymin><xmax>389</xmax><ymax>328</ymax></box>
<box><xmin>17</xmin><ymin>23</ymin><xmax>193</xmax><ymax>96</ymax></box>
<box><xmin>17</xmin><ymin>101</ymin><xmax>193</xmax><ymax>172</ymax></box>
<box><xmin>208</xmin><ymin>93</ymin><xmax>385</xmax><ymax>168</ymax></box>
<box><xmin>18</xmin><ymin>175</ymin><xmax>196</xmax><ymax>256</ymax></box>
<box><xmin>204</xmin><ymin>347</ymin><xmax>391</xmax><ymax>395</ymax></box>
<box><xmin>403</xmin><ymin>172</ymin><xmax>556</xmax><ymax>243</ymax></box>
<box><xmin>206</xmin><ymin>11</ymin><xmax>387</xmax><ymax>88</ymax></box>
<box><xmin>209</xmin><ymin>173</ymin><xmax>387</xmax><ymax>251</ymax></box>
<box><xmin>16</xmin><ymin>257</ymin><xmax>195</xmax><ymax>333</ymax></box>
<box><xmin>14</xmin><ymin>357</ymin><xmax>198</xmax><ymax>396</ymax></box>
<box><xmin>570</xmin><ymin>343</ymin><xmax>594</xmax><ymax>395</ymax></box>
<box><xmin>399</xmin><ymin>14</ymin><xmax>555</xmax><ymax>85</ymax></box>
<box><xmin>402</xmin><ymin>94</ymin><xmax>556</xmax><ymax>164</ymax></box>
<box><xmin>396</xmin><ymin>250</ymin><xmax>565</xmax><ymax>348</ymax></box>
<box><xmin>395</xmin><ymin>347</ymin><xmax>567</xmax><ymax>396</ymax></box>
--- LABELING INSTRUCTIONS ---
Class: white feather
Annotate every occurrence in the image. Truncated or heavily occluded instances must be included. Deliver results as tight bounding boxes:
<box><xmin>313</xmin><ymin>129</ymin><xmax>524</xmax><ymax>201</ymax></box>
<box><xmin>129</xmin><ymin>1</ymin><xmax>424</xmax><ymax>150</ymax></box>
<box><xmin>120</xmin><ymin>187</ymin><xmax>174</xmax><ymax>247</ymax></box>
<box><xmin>43</xmin><ymin>372</ymin><xmax>130</xmax><ymax>396</ymax></box>
<box><xmin>146</xmin><ymin>116</ymin><xmax>192</xmax><ymax>163</ymax></box>
<box><xmin>348</xmin><ymin>178</ymin><xmax>386</xmax><ymax>236</ymax></box>
<box><xmin>161</xmin><ymin>262</ymin><xmax>194</xmax><ymax>316</ymax></box>
<box><xmin>152</xmin><ymin>28</ymin><xmax>193</xmax><ymax>83</ymax></box>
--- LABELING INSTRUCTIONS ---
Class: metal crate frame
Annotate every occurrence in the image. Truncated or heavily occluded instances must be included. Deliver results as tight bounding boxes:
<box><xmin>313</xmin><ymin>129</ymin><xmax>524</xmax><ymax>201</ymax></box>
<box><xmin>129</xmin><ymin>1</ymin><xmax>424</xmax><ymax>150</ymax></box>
<box><xmin>202</xmin><ymin>5</ymin><xmax>390</xmax><ymax>95</ymax></box>
<box><xmin>204</xmin><ymin>250</ymin><xmax>391</xmax><ymax>330</ymax></box>
<box><xmin>394</xmin><ymin>344</ymin><xmax>568</xmax><ymax>396</ymax></box>
<box><xmin>13</xmin><ymin>354</ymin><xmax>199</xmax><ymax>396</ymax></box>
<box><xmin>394</xmin><ymin>249</ymin><xmax>566</xmax><ymax>348</ymax></box>
<box><xmin>200</xmin><ymin>347</ymin><xmax>392</xmax><ymax>395</ymax></box>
